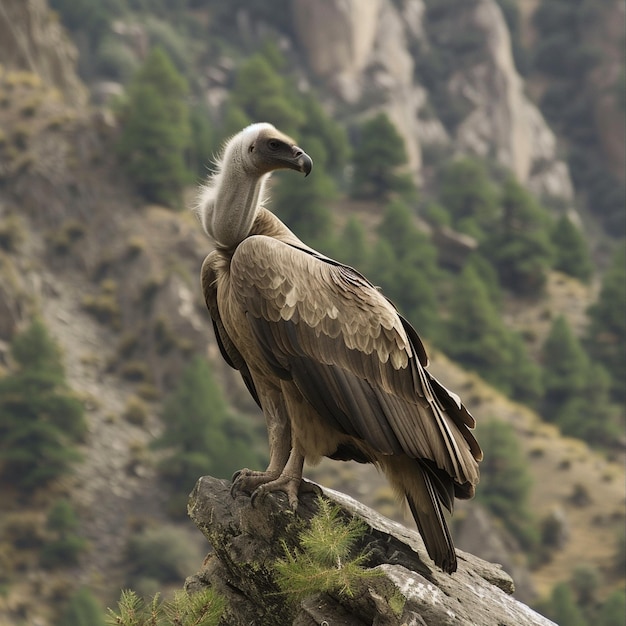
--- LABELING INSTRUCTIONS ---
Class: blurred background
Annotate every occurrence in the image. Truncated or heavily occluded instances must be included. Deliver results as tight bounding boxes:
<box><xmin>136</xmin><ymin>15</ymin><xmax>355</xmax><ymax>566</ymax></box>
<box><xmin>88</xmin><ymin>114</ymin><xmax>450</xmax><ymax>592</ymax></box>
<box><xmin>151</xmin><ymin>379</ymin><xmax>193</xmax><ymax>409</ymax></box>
<box><xmin>0</xmin><ymin>0</ymin><xmax>624</xmax><ymax>624</ymax></box>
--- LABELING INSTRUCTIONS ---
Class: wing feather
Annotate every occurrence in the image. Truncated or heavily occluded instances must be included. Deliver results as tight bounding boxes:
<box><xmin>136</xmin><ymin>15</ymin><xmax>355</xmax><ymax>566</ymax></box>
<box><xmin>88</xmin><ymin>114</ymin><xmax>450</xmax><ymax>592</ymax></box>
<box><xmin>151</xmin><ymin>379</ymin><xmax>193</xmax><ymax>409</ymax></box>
<box><xmin>231</xmin><ymin>236</ymin><xmax>480</xmax><ymax>486</ymax></box>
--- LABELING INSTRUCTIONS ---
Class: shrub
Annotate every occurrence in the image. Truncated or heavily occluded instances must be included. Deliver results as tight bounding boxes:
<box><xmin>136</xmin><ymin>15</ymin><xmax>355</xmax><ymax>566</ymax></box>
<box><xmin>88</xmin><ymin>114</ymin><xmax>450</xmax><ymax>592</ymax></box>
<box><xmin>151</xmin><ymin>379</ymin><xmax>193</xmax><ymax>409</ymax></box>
<box><xmin>126</xmin><ymin>526</ymin><xmax>199</xmax><ymax>585</ymax></box>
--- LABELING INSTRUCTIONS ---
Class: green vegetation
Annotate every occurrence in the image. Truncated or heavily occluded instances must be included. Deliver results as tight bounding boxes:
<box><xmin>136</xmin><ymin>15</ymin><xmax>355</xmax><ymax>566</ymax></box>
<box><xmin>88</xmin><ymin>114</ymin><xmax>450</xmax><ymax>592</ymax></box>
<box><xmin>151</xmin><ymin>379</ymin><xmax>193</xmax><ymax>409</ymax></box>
<box><xmin>0</xmin><ymin>318</ymin><xmax>85</xmax><ymax>492</ymax></box>
<box><xmin>107</xmin><ymin>589</ymin><xmax>225</xmax><ymax>626</ymax></box>
<box><xmin>542</xmin><ymin>316</ymin><xmax>619</xmax><ymax>445</ymax></box>
<box><xmin>125</xmin><ymin>525</ymin><xmax>199</xmax><ymax>590</ymax></box>
<box><xmin>586</xmin><ymin>243</ymin><xmax>626</xmax><ymax>397</ymax></box>
<box><xmin>536</xmin><ymin>573</ymin><xmax>626</xmax><ymax>626</ymax></box>
<box><xmin>474</xmin><ymin>420</ymin><xmax>537</xmax><ymax>550</ymax></box>
<box><xmin>551</xmin><ymin>216</ymin><xmax>593</xmax><ymax>282</ymax></box>
<box><xmin>274</xmin><ymin>497</ymin><xmax>380</xmax><ymax>603</ymax></box>
<box><xmin>483</xmin><ymin>176</ymin><xmax>554</xmax><ymax>296</ymax></box>
<box><xmin>442</xmin><ymin>265</ymin><xmax>542</xmax><ymax>404</ymax></box>
<box><xmin>369</xmin><ymin>200</ymin><xmax>440</xmax><ymax>337</ymax></box>
<box><xmin>351</xmin><ymin>113</ymin><xmax>416</xmax><ymax>201</ymax></box>
<box><xmin>153</xmin><ymin>356</ymin><xmax>263</xmax><ymax>517</ymax></box>
<box><xmin>59</xmin><ymin>587</ymin><xmax>106</xmax><ymax>626</ymax></box>
<box><xmin>40</xmin><ymin>499</ymin><xmax>87</xmax><ymax>569</ymax></box>
<box><xmin>116</xmin><ymin>47</ymin><xmax>190</xmax><ymax>207</ymax></box>
<box><xmin>438</xmin><ymin>157</ymin><xmax>498</xmax><ymax>240</ymax></box>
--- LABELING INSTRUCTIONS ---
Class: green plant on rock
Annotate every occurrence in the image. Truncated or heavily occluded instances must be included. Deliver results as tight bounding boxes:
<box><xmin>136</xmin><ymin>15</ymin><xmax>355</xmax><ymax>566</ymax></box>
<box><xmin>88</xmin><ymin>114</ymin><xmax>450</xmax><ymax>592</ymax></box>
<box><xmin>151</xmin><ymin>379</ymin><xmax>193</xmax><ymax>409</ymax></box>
<box><xmin>273</xmin><ymin>497</ymin><xmax>381</xmax><ymax>603</ymax></box>
<box><xmin>106</xmin><ymin>589</ymin><xmax>225</xmax><ymax>626</ymax></box>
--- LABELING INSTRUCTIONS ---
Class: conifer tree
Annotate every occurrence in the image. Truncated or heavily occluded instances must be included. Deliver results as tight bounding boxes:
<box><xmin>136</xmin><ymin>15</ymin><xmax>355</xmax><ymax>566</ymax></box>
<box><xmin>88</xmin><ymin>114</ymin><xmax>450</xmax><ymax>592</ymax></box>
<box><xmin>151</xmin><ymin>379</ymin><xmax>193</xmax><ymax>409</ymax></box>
<box><xmin>41</xmin><ymin>499</ymin><xmax>87</xmax><ymax>568</ymax></box>
<box><xmin>374</xmin><ymin>200</ymin><xmax>440</xmax><ymax>337</ymax></box>
<box><xmin>586</xmin><ymin>242</ymin><xmax>626</xmax><ymax>396</ymax></box>
<box><xmin>483</xmin><ymin>176</ymin><xmax>554</xmax><ymax>295</ymax></box>
<box><xmin>153</xmin><ymin>356</ymin><xmax>262</xmax><ymax>516</ymax></box>
<box><xmin>541</xmin><ymin>316</ymin><xmax>588</xmax><ymax>416</ymax></box>
<box><xmin>228</xmin><ymin>52</ymin><xmax>304</xmax><ymax>135</ymax></box>
<box><xmin>438</xmin><ymin>157</ymin><xmax>498</xmax><ymax>238</ymax></box>
<box><xmin>442</xmin><ymin>265</ymin><xmax>512</xmax><ymax>388</ymax></box>
<box><xmin>475</xmin><ymin>420</ymin><xmax>537</xmax><ymax>549</ymax></box>
<box><xmin>598</xmin><ymin>590</ymin><xmax>626</xmax><ymax>626</ymax></box>
<box><xmin>551</xmin><ymin>215</ymin><xmax>593</xmax><ymax>282</ymax></box>
<box><xmin>0</xmin><ymin>319</ymin><xmax>85</xmax><ymax>491</ymax></box>
<box><xmin>338</xmin><ymin>216</ymin><xmax>368</xmax><ymax>270</ymax></box>
<box><xmin>351</xmin><ymin>114</ymin><xmax>414</xmax><ymax>201</ymax></box>
<box><xmin>117</xmin><ymin>47</ymin><xmax>190</xmax><ymax>207</ymax></box>
<box><xmin>542</xmin><ymin>583</ymin><xmax>587</xmax><ymax>626</ymax></box>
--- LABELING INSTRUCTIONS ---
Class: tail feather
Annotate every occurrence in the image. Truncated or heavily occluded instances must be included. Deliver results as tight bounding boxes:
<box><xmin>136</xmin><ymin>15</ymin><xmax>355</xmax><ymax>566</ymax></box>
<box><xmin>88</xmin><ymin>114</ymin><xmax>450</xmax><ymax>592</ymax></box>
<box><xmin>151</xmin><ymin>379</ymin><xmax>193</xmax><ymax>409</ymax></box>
<box><xmin>405</xmin><ymin>466</ymin><xmax>457</xmax><ymax>574</ymax></box>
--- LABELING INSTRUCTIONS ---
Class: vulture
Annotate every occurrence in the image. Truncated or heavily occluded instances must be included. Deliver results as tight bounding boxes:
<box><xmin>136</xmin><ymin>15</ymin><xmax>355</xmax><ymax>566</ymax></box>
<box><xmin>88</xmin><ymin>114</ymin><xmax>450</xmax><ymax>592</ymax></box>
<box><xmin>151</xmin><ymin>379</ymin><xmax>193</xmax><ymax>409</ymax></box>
<box><xmin>195</xmin><ymin>122</ymin><xmax>482</xmax><ymax>574</ymax></box>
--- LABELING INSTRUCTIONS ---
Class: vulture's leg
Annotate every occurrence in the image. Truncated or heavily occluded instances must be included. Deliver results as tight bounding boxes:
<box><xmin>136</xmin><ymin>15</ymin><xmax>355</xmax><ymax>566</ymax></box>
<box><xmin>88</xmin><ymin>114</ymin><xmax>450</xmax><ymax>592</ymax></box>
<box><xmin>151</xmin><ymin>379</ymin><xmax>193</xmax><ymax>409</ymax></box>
<box><xmin>250</xmin><ymin>446</ymin><xmax>306</xmax><ymax>510</ymax></box>
<box><xmin>231</xmin><ymin>390</ymin><xmax>291</xmax><ymax>496</ymax></box>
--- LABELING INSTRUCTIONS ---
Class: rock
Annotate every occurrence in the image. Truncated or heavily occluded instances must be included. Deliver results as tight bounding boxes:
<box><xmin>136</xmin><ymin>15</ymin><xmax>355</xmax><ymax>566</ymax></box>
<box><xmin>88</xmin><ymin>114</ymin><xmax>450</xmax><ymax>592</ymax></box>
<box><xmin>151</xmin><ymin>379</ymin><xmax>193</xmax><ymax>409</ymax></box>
<box><xmin>291</xmin><ymin>0</ymin><xmax>574</xmax><ymax>201</ymax></box>
<box><xmin>455</xmin><ymin>505</ymin><xmax>537</xmax><ymax>603</ymax></box>
<box><xmin>0</xmin><ymin>0</ymin><xmax>87</xmax><ymax>107</ymax></box>
<box><xmin>187</xmin><ymin>475</ymin><xmax>556</xmax><ymax>626</ymax></box>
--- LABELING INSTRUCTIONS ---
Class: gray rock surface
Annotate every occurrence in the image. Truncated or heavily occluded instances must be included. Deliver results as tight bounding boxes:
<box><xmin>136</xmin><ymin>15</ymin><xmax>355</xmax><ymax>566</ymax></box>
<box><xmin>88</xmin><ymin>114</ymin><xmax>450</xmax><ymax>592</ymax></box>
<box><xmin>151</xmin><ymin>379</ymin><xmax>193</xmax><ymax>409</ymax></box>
<box><xmin>187</xmin><ymin>475</ymin><xmax>556</xmax><ymax>626</ymax></box>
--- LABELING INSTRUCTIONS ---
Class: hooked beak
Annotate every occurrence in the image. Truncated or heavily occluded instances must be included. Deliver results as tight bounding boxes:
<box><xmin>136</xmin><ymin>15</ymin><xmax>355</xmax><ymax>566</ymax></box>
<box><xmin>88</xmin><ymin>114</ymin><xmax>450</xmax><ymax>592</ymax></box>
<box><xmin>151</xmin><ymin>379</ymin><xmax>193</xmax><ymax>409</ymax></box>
<box><xmin>292</xmin><ymin>146</ymin><xmax>313</xmax><ymax>177</ymax></box>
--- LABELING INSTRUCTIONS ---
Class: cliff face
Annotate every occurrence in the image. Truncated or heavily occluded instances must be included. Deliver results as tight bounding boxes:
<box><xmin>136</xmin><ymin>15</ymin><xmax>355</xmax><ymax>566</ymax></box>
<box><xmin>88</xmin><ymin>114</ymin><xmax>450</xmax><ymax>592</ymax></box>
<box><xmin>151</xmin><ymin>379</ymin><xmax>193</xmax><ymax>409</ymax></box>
<box><xmin>0</xmin><ymin>0</ymin><xmax>87</xmax><ymax>107</ymax></box>
<box><xmin>292</xmin><ymin>0</ymin><xmax>573</xmax><ymax>200</ymax></box>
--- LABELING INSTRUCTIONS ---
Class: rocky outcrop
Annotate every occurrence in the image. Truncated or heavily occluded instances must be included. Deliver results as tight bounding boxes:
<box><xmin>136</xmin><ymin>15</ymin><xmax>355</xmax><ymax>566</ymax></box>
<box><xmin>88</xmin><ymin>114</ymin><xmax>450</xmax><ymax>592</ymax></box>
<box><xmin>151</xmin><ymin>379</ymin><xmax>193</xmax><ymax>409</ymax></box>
<box><xmin>0</xmin><ymin>0</ymin><xmax>87</xmax><ymax>107</ymax></box>
<box><xmin>292</xmin><ymin>0</ymin><xmax>573</xmax><ymax>200</ymax></box>
<box><xmin>187</xmin><ymin>475</ymin><xmax>556</xmax><ymax>626</ymax></box>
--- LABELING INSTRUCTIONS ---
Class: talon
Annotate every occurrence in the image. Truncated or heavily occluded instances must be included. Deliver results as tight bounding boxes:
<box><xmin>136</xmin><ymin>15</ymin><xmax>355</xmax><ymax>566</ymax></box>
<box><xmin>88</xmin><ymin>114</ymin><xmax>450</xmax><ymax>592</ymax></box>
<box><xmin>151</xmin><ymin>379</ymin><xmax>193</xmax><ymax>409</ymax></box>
<box><xmin>250</xmin><ymin>487</ymin><xmax>265</xmax><ymax>508</ymax></box>
<box><xmin>231</xmin><ymin>469</ymin><xmax>242</xmax><ymax>482</ymax></box>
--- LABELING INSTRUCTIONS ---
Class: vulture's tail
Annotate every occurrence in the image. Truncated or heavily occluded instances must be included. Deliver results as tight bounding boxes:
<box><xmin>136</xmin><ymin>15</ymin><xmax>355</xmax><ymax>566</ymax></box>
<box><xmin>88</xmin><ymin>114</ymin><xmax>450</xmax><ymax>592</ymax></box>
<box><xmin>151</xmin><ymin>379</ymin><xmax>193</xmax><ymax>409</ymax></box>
<box><xmin>384</xmin><ymin>456</ymin><xmax>457</xmax><ymax>573</ymax></box>
<box><xmin>405</xmin><ymin>467</ymin><xmax>457</xmax><ymax>574</ymax></box>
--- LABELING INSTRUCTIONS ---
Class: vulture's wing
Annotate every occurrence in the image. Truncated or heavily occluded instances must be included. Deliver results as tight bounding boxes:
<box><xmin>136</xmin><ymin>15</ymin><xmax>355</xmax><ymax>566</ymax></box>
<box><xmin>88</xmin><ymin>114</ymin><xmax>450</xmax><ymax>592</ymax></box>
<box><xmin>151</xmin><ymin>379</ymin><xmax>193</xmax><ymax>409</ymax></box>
<box><xmin>230</xmin><ymin>236</ymin><xmax>481</xmax><ymax>487</ymax></box>
<box><xmin>201</xmin><ymin>251</ymin><xmax>262</xmax><ymax>408</ymax></box>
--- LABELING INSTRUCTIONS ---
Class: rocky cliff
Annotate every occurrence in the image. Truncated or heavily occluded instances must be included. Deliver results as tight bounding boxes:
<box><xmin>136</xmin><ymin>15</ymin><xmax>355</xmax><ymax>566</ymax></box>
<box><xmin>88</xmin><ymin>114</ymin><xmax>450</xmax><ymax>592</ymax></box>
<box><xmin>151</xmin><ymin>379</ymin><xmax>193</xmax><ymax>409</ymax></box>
<box><xmin>186</xmin><ymin>475</ymin><xmax>556</xmax><ymax>626</ymax></box>
<box><xmin>0</xmin><ymin>0</ymin><xmax>86</xmax><ymax>107</ymax></box>
<box><xmin>292</xmin><ymin>0</ymin><xmax>573</xmax><ymax>200</ymax></box>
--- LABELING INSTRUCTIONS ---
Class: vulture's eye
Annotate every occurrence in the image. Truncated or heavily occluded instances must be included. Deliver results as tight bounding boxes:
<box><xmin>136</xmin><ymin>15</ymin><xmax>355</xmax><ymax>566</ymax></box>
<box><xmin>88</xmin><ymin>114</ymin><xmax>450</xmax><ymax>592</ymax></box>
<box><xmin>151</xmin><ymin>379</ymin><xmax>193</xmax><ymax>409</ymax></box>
<box><xmin>248</xmin><ymin>144</ymin><xmax>255</xmax><ymax>153</ymax></box>
<box><xmin>267</xmin><ymin>139</ymin><xmax>281</xmax><ymax>151</ymax></box>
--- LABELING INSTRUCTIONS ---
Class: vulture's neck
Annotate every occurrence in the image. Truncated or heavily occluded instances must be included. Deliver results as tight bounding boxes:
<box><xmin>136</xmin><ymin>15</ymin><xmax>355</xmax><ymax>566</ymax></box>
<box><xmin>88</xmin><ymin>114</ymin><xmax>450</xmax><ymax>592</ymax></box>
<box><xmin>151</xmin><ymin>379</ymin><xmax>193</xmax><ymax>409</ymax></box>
<box><xmin>198</xmin><ymin>142</ymin><xmax>269</xmax><ymax>251</ymax></box>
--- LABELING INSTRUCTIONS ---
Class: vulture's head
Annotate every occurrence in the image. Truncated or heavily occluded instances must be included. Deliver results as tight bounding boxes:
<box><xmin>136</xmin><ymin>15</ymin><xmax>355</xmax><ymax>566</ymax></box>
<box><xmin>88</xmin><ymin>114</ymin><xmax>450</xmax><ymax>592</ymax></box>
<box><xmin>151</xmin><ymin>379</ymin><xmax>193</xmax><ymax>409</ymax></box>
<box><xmin>236</xmin><ymin>122</ymin><xmax>313</xmax><ymax>177</ymax></box>
<box><xmin>196</xmin><ymin>123</ymin><xmax>312</xmax><ymax>249</ymax></box>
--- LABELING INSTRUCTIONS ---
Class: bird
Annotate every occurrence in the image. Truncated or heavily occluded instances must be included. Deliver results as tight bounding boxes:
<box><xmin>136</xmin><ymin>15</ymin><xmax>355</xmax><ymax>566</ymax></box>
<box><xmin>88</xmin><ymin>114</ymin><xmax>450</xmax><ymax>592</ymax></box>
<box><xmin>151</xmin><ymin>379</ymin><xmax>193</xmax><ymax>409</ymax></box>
<box><xmin>194</xmin><ymin>122</ymin><xmax>482</xmax><ymax>574</ymax></box>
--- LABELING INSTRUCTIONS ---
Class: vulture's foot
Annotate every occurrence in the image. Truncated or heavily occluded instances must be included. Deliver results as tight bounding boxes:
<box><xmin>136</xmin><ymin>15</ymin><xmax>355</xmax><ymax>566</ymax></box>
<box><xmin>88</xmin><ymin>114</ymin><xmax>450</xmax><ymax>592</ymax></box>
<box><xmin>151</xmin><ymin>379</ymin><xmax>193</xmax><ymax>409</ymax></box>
<box><xmin>250</xmin><ymin>473</ymin><xmax>302</xmax><ymax>510</ymax></box>
<box><xmin>230</xmin><ymin>468</ymin><xmax>279</xmax><ymax>498</ymax></box>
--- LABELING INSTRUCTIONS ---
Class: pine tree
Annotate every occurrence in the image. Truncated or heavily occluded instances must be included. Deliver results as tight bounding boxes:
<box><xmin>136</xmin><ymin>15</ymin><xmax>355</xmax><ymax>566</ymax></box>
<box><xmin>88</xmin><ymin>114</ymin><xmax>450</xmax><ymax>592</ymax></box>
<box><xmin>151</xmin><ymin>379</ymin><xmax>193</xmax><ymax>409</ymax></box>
<box><xmin>117</xmin><ymin>47</ymin><xmax>190</xmax><ymax>207</ymax></box>
<box><xmin>586</xmin><ymin>242</ymin><xmax>626</xmax><ymax>397</ymax></box>
<box><xmin>551</xmin><ymin>215</ymin><xmax>593</xmax><ymax>282</ymax></box>
<box><xmin>438</xmin><ymin>157</ymin><xmax>498</xmax><ymax>238</ymax></box>
<box><xmin>153</xmin><ymin>357</ymin><xmax>262</xmax><ymax>516</ymax></box>
<box><xmin>337</xmin><ymin>216</ymin><xmax>368</xmax><ymax>271</ymax></box>
<box><xmin>598</xmin><ymin>590</ymin><xmax>626</xmax><ymax>626</ymax></box>
<box><xmin>442</xmin><ymin>265</ymin><xmax>512</xmax><ymax>389</ymax></box>
<box><xmin>0</xmin><ymin>319</ymin><xmax>85</xmax><ymax>492</ymax></box>
<box><xmin>483</xmin><ymin>176</ymin><xmax>554</xmax><ymax>295</ymax></box>
<box><xmin>228</xmin><ymin>52</ymin><xmax>304</xmax><ymax>135</ymax></box>
<box><xmin>41</xmin><ymin>499</ymin><xmax>87</xmax><ymax>568</ymax></box>
<box><xmin>351</xmin><ymin>113</ymin><xmax>414</xmax><ymax>201</ymax></box>
<box><xmin>541</xmin><ymin>316</ymin><xmax>588</xmax><ymax>415</ymax></box>
<box><xmin>475</xmin><ymin>420</ymin><xmax>537</xmax><ymax>549</ymax></box>
<box><xmin>374</xmin><ymin>200</ymin><xmax>440</xmax><ymax>337</ymax></box>
<box><xmin>543</xmin><ymin>583</ymin><xmax>588</xmax><ymax>626</ymax></box>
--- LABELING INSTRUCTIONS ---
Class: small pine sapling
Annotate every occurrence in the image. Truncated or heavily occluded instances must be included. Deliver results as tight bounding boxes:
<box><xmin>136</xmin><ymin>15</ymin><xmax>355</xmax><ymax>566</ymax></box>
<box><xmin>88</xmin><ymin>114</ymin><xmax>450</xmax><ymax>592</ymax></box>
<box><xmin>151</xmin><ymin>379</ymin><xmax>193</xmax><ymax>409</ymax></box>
<box><xmin>106</xmin><ymin>588</ymin><xmax>225</xmax><ymax>626</ymax></box>
<box><xmin>273</xmin><ymin>497</ymin><xmax>381</xmax><ymax>603</ymax></box>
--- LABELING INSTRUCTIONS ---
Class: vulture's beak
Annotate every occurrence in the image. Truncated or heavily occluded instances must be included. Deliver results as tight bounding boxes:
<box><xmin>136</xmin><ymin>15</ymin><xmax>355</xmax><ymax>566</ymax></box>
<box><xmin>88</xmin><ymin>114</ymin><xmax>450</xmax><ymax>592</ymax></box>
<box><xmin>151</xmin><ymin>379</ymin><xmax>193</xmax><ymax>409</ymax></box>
<box><xmin>292</xmin><ymin>146</ymin><xmax>313</xmax><ymax>177</ymax></box>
